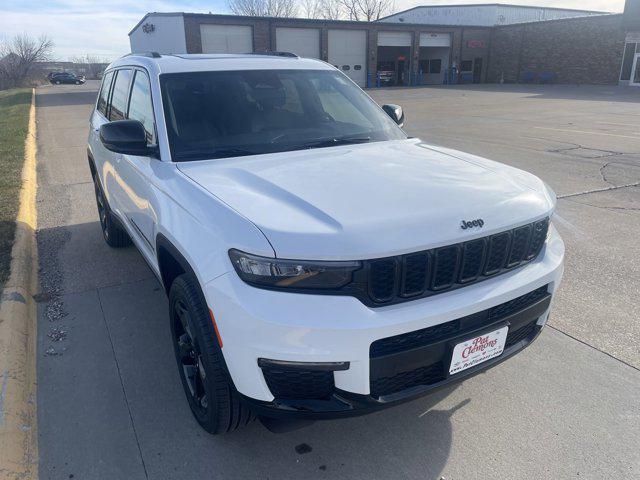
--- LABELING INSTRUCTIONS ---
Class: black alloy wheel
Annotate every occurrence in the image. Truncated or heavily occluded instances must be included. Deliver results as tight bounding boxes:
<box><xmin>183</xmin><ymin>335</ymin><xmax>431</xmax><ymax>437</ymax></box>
<box><xmin>169</xmin><ymin>274</ymin><xmax>254</xmax><ymax>434</ymax></box>
<box><xmin>173</xmin><ymin>298</ymin><xmax>209</xmax><ymax>417</ymax></box>
<box><xmin>92</xmin><ymin>174</ymin><xmax>131</xmax><ymax>248</ymax></box>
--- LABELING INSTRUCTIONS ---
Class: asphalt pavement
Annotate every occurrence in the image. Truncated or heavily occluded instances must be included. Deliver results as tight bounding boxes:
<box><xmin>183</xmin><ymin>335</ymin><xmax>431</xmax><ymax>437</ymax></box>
<box><xmin>35</xmin><ymin>81</ymin><xmax>640</xmax><ymax>479</ymax></box>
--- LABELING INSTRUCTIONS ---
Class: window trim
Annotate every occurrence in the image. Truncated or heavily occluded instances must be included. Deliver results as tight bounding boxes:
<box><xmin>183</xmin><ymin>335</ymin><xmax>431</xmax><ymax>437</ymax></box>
<box><xmin>96</xmin><ymin>70</ymin><xmax>115</xmax><ymax>119</ymax></box>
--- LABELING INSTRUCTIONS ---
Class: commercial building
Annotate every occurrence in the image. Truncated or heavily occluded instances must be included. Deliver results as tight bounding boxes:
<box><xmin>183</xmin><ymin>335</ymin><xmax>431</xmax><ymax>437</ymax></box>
<box><xmin>128</xmin><ymin>2</ymin><xmax>638</xmax><ymax>87</ymax></box>
<box><xmin>378</xmin><ymin>3</ymin><xmax>606</xmax><ymax>26</ymax></box>
<box><xmin>621</xmin><ymin>0</ymin><xmax>640</xmax><ymax>85</ymax></box>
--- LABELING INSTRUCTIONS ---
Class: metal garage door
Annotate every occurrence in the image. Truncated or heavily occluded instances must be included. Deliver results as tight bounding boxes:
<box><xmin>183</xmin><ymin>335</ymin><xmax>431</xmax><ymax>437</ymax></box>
<box><xmin>328</xmin><ymin>30</ymin><xmax>367</xmax><ymax>87</ymax></box>
<box><xmin>200</xmin><ymin>25</ymin><xmax>253</xmax><ymax>54</ymax></box>
<box><xmin>377</xmin><ymin>31</ymin><xmax>412</xmax><ymax>47</ymax></box>
<box><xmin>419</xmin><ymin>33</ymin><xmax>451</xmax><ymax>47</ymax></box>
<box><xmin>276</xmin><ymin>28</ymin><xmax>320</xmax><ymax>58</ymax></box>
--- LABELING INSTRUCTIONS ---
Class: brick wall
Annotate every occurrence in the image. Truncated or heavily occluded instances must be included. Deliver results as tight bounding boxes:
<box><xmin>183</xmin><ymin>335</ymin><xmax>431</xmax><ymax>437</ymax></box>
<box><xmin>181</xmin><ymin>13</ymin><xmax>625</xmax><ymax>86</ymax></box>
<box><xmin>487</xmin><ymin>14</ymin><xmax>626</xmax><ymax>85</ymax></box>
<box><xmin>183</xmin><ymin>14</ymin><xmax>470</xmax><ymax>84</ymax></box>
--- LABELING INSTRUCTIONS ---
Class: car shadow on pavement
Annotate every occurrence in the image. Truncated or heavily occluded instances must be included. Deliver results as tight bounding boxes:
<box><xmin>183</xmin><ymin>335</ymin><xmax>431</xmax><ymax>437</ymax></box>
<box><xmin>214</xmin><ymin>390</ymin><xmax>467</xmax><ymax>479</ymax></box>
<box><xmin>36</xmin><ymin>219</ymin><xmax>464</xmax><ymax>480</ymax></box>
<box><xmin>35</xmin><ymin>90</ymin><xmax>100</xmax><ymax>108</ymax></box>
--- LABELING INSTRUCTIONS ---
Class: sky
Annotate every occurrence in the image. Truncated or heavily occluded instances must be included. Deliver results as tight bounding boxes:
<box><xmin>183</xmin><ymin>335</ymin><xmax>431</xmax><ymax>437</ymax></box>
<box><xmin>0</xmin><ymin>0</ymin><xmax>627</xmax><ymax>60</ymax></box>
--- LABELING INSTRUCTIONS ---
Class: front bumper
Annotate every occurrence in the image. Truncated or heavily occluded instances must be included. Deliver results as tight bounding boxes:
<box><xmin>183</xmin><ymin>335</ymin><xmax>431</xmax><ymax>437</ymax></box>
<box><xmin>204</xmin><ymin>225</ymin><xmax>564</xmax><ymax>417</ymax></box>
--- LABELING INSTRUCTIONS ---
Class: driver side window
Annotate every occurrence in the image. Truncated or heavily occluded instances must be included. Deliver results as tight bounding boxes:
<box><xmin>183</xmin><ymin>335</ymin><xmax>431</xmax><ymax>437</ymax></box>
<box><xmin>127</xmin><ymin>70</ymin><xmax>156</xmax><ymax>144</ymax></box>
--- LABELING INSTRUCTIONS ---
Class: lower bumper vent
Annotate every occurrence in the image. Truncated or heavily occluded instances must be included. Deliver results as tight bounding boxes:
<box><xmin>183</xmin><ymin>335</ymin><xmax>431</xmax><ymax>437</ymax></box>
<box><xmin>261</xmin><ymin>367</ymin><xmax>334</xmax><ymax>400</ymax></box>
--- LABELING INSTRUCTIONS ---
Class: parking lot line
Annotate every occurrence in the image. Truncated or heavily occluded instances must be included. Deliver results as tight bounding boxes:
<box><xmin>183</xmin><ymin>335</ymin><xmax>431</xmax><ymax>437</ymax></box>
<box><xmin>534</xmin><ymin>126</ymin><xmax>640</xmax><ymax>140</ymax></box>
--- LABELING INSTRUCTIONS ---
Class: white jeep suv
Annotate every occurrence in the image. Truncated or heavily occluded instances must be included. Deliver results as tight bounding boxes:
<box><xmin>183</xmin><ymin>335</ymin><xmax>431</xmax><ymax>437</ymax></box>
<box><xmin>88</xmin><ymin>52</ymin><xmax>564</xmax><ymax>434</ymax></box>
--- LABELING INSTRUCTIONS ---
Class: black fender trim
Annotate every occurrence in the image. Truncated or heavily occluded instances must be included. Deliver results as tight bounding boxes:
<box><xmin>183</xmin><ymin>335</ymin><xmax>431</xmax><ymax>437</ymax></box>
<box><xmin>155</xmin><ymin>233</ymin><xmax>198</xmax><ymax>294</ymax></box>
<box><xmin>87</xmin><ymin>148</ymin><xmax>96</xmax><ymax>177</ymax></box>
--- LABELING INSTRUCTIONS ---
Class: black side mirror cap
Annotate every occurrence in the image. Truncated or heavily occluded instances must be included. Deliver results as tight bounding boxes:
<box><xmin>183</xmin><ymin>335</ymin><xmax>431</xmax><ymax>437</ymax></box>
<box><xmin>99</xmin><ymin>120</ymin><xmax>158</xmax><ymax>157</ymax></box>
<box><xmin>382</xmin><ymin>104</ymin><xmax>405</xmax><ymax>128</ymax></box>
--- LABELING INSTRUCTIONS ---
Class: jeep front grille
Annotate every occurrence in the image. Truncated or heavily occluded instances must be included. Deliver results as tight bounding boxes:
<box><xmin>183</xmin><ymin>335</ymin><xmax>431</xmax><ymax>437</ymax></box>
<box><xmin>363</xmin><ymin>218</ymin><xmax>549</xmax><ymax>306</ymax></box>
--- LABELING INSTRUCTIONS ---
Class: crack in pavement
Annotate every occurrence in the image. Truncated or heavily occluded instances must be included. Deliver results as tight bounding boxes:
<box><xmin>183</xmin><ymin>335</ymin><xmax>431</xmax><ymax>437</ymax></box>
<box><xmin>599</xmin><ymin>161</ymin><xmax>615</xmax><ymax>186</ymax></box>
<box><xmin>549</xmin><ymin>146</ymin><xmax>623</xmax><ymax>160</ymax></box>
<box><xmin>547</xmin><ymin>324</ymin><xmax>640</xmax><ymax>373</ymax></box>
<box><xmin>562</xmin><ymin>196</ymin><xmax>640</xmax><ymax>213</ymax></box>
<box><xmin>558</xmin><ymin>182</ymin><xmax>640</xmax><ymax>199</ymax></box>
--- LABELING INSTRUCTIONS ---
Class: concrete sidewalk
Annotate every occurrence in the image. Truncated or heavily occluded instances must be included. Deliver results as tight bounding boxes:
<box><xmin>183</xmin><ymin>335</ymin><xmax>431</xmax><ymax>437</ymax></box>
<box><xmin>35</xmin><ymin>82</ymin><xmax>640</xmax><ymax>479</ymax></box>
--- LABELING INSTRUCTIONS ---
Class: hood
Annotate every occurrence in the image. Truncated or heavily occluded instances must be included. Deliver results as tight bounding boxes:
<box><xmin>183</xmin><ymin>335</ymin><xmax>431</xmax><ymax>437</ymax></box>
<box><xmin>177</xmin><ymin>139</ymin><xmax>554</xmax><ymax>260</ymax></box>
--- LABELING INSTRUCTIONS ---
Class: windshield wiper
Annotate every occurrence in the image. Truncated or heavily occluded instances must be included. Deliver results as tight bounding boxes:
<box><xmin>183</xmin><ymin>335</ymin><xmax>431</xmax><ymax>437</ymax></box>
<box><xmin>294</xmin><ymin>135</ymin><xmax>372</xmax><ymax>151</ymax></box>
<box><xmin>175</xmin><ymin>148</ymin><xmax>257</xmax><ymax>161</ymax></box>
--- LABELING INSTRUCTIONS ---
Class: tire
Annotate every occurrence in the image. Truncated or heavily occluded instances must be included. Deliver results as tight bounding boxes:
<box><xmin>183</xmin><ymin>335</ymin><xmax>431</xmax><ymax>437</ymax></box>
<box><xmin>54</xmin><ymin>80</ymin><xmax>60</xmax><ymax>85</ymax></box>
<box><xmin>92</xmin><ymin>174</ymin><xmax>131</xmax><ymax>248</ymax></box>
<box><xmin>169</xmin><ymin>274</ymin><xmax>254</xmax><ymax>434</ymax></box>
<box><xmin>75</xmin><ymin>81</ymin><xmax>81</xmax><ymax>85</ymax></box>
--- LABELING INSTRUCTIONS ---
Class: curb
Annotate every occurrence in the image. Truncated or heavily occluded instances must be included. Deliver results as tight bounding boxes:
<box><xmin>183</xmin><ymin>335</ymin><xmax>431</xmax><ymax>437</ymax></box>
<box><xmin>0</xmin><ymin>88</ymin><xmax>39</xmax><ymax>479</ymax></box>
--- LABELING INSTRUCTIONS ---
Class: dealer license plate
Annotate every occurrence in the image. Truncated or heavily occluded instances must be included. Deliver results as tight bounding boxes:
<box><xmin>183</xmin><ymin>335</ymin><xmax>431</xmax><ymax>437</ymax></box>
<box><xmin>449</xmin><ymin>326</ymin><xmax>509</xmax><ymax>375</ymax></box>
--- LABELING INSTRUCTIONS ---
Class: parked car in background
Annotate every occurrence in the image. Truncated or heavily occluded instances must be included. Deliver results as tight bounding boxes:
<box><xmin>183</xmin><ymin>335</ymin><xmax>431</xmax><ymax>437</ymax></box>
<box><xmin>88</xmin><ymin>52</ymin><xmax>564</xmax><ymax>435</ymax></box>
<box><xmin>49</xmin><ymin>72</ymin><xmax>85</xmax><ymax>85</ymax></box>
<box><xmin>377</xmin><ymin>62</ymin><xmax>396</xmax><ymax>86</ymax></box>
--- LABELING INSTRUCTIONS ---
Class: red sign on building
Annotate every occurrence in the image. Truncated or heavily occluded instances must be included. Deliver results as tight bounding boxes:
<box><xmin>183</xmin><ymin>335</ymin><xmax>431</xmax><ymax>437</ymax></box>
<box><xmin>467</xmin><ymin>40</ymin><xmax>486</xmax><ymax>48</ymax></box>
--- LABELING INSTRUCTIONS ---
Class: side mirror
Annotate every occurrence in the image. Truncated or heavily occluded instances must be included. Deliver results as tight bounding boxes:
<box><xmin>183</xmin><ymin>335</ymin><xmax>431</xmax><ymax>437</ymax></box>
<box><xmin>382</xmin><ymin>104</ymin><xmax>405</xmax><ymax>128</ymax></box>
<box><xmin>99</xmin><ymin>120</ymin><xmax>157</xmax><ymax>157</ymax></box>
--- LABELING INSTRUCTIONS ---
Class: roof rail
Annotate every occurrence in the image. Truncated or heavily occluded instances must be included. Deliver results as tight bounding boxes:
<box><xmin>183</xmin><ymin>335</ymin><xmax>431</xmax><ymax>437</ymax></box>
<box><xmin>123</xmin><ymin>52</ymin><xmax>162</xmax><ymax>58</ymax></box>
<box><xmin>250</xmin><ymin>51</ymin><xmax>299</xmax><ymax>58</ymax></box>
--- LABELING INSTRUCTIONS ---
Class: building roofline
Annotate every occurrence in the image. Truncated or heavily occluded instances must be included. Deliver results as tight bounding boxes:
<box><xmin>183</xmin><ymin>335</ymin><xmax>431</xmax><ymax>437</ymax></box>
<box><xmin>128</xmin><ymin>8</ymin><xmax>618</xmax><ymax>36</ymax></box>
<box><xmin>128</xmin><ymin>12</ymin><xmax>184</xmax><ymax>36</ymax></box>
<box><xmin>492</xmin><ymin>11</ymin><xmax>622</xmax><ymax>28</ymax></box>
<box><xmin>181</xmin><ymin>12</ymin><xmax>494</xmax><ymax>29</ymax></box>
<box><xmin>376</xmin><ymin>3</ymin><xmax>612</xmax><ymax>22</ymax></box>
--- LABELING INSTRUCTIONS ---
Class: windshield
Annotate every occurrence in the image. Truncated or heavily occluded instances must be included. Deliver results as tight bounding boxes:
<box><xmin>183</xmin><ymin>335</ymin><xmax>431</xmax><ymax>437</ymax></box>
<box><xmin>160</xmin><ymin>69</ymin><xmax>406</xmax><ymax>161</ymax></box>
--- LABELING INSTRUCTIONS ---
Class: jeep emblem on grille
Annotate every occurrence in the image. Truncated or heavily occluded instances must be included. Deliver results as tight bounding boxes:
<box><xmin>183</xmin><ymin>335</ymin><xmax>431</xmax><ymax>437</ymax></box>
<box><xmin>461</xmin><ymin>219</ymin><xmax>485</xmax><ymax>230</ymax></box>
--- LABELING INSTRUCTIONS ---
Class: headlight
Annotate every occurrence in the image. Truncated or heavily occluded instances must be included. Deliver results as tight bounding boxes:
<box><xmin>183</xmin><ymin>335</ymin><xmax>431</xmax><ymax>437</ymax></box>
<box><xmin>229</xmin><ymin>249</ymin><xmax>361</xmax><ymax>290</ymax></box>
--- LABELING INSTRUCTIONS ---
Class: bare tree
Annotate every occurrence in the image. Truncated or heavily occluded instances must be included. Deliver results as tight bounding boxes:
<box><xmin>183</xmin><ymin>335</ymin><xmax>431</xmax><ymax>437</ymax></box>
<box><xmin>228</xmin><ymin>0</ymin><xmax>298</xmax><ymax>17</ymax></box>
<box><xmin>320</xmin><ymin>0</ymin><xmax>343</xmax><ymax>19</ymax></box>
<box><xmin>0</xmin><ymin>34</ymin><xmax>53</xmax><ymax>88</ymax></box>
<box><xmin>300</xmin><ymin>0</ymin><xmax>323</xmax><ymax>18</ymax></box>
<box><xmin>71</xmin><ymin>54</ymin><xmax>110</xmax><ymax>79</ymax></box>
<box><xmin>337</xmin><ymin>0</ymin><xmax>394</xmax><ymax>20</ymax></box>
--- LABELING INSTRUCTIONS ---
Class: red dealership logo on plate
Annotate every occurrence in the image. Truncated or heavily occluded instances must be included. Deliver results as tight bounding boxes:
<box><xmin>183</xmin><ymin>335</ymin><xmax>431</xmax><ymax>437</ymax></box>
<box><xmin>461</xmin><ymin>335</ymin><xmax>498</xmax><ymax>359</ymax></box>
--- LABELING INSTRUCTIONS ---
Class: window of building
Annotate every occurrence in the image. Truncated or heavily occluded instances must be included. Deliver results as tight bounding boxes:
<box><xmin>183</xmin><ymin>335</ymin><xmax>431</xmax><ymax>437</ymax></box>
<box><xmin>419</xmin><ymin>59</ymin><xmax>443</xmax><ymax>74</ymax></box>
<box><xmin>620</xmin><ymin>42</ymin><xmax>637</xmax><ymax>81</ymax></box>
<box><xmin>460</xmin><ymin>60</ymin><xmax>473</xmax><ymax>72</ymax></box>
<box><xmin>96</xmin><ymin>71</ymin><xmax>114</xmax><ymax>117</ymax></box>
<box><xmin>127</xmin><ymin>70</ymin><xmax>156</xmax><ymax>143</ymax></box>
<box><xmin>109</xmin><ymin>69</ymin><xmax>133</xmax><ymax>121</ymax></box>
